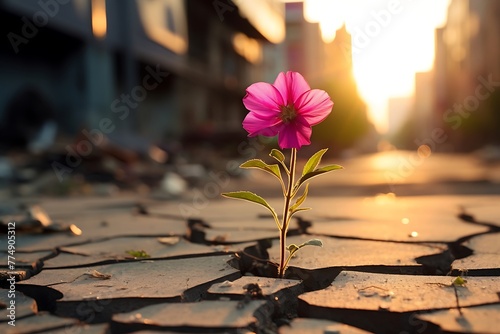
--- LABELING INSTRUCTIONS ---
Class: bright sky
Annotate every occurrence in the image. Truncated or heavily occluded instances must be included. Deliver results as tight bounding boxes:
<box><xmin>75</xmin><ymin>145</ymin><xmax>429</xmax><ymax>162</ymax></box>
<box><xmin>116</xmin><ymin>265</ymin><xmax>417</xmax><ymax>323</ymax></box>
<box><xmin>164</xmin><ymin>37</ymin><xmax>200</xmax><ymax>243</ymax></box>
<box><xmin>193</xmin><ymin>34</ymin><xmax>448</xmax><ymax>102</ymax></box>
<box><xmin>286</xmin><ymin>0</ymin><xmax>450</xmax><ymax>133</ymax></box>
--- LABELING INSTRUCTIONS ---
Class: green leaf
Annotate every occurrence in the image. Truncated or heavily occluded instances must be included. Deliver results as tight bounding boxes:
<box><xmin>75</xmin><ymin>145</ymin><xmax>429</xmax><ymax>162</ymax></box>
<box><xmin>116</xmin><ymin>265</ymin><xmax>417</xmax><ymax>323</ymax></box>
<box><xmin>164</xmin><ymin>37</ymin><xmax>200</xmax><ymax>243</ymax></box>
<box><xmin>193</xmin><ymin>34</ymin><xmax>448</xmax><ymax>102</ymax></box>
<box><xmin>240</xmin><ymin>159</ymin><xmax>282</xmax><ymax>182</ymax></box>
<box><xmin>299</xmin><ymin>239</ymin><xmax>323</xmax><ymax>248</ymax></box>
<box><xmin>302</xmin><ymin>149</ymin><xmax>328</xmax><ymax>177</ymax></box>
<box><xmin>269</xmin><ymin>149</ymin><xmax>289</xmax><ymax>174</ymax></box>
<box><xmin>221</xmin><ymin>191</ymin><xmax>280</xmax><ymax>229</ymax></box>
<box><xmin>290</xmin><ymin>207</ymin><xmax>311</xmax><ymax>216</ymax></box>
<box><xmin>283</xmin><ymin>239</ymin><xmax>323</xmax><ymax>271</ymax></box>
<box><xmin>452</xmin><ymin>276</ymin><xmax>467</xmax><ymax>286</ymax></box>
<box><xmin>286</xmin><ymin>244</ymin><xmax>300</xmax><ymax>261</ymax></box>
<box><xmin>270</xmin><ymin>149</ymin><xmax>285</xmax><ymax>163</ymax></box>
<box><xmin>295</xmin><ymin>164</ymin><xmax>343</xmax><ymax>192</ymax></box>
<box><xmin>126</xmin><ymin>250</ymin><xmax>150</xmax><ymax>258</ymax></box>
<box><xmin>290</xmin><ymin>183</ymin><xmax>309</xmax><ymax>213</ymax></box>
<box><xmin>288</xmin><ymin>239</ymin><xmax>323</xmax><ymax>253</ymax></box>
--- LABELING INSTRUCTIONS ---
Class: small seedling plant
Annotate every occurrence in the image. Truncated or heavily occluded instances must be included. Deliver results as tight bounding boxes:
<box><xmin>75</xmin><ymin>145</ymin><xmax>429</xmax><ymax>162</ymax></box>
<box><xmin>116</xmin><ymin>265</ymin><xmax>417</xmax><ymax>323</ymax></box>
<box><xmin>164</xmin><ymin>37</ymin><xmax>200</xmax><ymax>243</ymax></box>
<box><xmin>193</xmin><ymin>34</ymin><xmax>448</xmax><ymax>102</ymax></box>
<box><xmin>222</xmin><ymin>71</ymin><xmax>342</xmax><ymax>278</ymax></box>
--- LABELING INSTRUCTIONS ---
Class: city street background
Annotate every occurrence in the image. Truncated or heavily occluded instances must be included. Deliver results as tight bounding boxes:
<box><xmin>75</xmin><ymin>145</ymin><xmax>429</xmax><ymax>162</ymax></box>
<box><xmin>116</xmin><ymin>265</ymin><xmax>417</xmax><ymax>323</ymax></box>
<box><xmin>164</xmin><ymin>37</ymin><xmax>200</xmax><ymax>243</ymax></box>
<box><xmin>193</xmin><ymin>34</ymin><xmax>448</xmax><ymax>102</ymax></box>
<box><xmin>0</xmin><ymin>0</ymin><xmax>499</xmax><ymax>201</ymax></box>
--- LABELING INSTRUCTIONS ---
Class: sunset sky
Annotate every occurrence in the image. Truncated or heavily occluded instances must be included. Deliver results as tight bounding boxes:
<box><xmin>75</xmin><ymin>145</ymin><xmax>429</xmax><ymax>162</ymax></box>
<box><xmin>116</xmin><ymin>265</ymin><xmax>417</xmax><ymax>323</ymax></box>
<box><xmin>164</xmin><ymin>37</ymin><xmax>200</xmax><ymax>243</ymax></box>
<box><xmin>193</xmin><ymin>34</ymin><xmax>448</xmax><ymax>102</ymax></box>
<box><xmin>284</xmin><ymin>0</ymin><xmax>450</xmax><ymax>133</ymax></box>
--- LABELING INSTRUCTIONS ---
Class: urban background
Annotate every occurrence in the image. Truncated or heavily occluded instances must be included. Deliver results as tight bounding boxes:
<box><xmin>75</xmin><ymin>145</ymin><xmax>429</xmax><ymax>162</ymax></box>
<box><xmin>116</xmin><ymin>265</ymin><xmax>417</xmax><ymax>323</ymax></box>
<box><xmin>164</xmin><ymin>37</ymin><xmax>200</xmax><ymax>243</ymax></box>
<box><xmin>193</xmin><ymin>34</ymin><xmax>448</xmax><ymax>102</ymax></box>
<box><xmin>0</xmin><ymin>0</ymin><xmax>499</xmax><ymax>198</ymax></box>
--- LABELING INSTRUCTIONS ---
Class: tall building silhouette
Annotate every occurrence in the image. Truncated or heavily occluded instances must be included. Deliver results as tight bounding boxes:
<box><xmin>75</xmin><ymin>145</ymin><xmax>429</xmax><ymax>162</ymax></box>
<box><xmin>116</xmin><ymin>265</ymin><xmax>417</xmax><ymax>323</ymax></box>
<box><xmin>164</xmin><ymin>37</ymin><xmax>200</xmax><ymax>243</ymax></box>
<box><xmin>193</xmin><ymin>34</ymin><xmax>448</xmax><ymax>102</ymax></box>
<box><xmin>284</xmin><ymin>2</ymin><xmax>372</xmax><ymax>154</ymax></box>
<box><xmin>434</xmin><ymin>0</ymin><xmax>500</xmax><ymax>151</ymax></box>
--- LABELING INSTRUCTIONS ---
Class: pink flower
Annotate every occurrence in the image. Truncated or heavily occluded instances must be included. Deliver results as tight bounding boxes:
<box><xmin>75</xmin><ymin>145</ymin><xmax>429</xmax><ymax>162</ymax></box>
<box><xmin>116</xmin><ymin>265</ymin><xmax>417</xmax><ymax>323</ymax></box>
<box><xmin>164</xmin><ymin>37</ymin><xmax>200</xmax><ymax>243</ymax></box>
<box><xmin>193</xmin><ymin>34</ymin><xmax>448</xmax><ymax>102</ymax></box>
<box><xmin>242</xmin><ymin>71</ymin><xmax>333</xmax><ymax>149</ymax></box>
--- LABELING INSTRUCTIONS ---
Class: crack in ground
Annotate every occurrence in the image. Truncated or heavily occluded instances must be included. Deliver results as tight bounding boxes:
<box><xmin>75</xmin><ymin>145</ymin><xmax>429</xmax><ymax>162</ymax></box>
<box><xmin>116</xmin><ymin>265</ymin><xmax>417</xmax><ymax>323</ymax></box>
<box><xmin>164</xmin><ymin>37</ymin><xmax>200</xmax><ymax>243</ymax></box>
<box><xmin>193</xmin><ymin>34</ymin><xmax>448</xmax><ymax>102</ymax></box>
<box><xmin>44</xmin><ymin>250</ymin><xmax>233</xmax><ymax>270</ymax></box>
<box><xmin>417</xmin><ymin>208</ymin><xmax>500</xmax><ymax>275</ymax></box>
<box><xmin>2</xmin><ymin>206</ymin><xmax>499</xmax><ymax>333</ymax></box>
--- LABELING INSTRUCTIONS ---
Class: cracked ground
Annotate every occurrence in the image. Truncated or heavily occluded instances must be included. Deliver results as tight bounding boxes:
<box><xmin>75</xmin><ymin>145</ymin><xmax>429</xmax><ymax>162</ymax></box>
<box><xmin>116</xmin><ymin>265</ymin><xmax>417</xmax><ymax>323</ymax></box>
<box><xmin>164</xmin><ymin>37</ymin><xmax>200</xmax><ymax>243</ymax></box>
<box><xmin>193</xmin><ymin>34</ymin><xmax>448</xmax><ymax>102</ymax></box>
<box><xmin>1</xmin><ymin>191</ymin><xmax>499</xmax><ymax>334</ymax></box>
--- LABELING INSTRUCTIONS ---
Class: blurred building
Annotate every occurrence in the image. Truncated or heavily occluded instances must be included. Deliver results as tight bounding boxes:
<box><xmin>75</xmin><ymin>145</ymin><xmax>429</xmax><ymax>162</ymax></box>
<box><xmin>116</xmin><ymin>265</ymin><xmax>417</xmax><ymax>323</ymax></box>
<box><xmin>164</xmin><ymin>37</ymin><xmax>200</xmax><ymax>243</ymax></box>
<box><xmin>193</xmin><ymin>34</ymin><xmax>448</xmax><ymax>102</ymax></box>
<box><xmin>434</xmin><ymin>0</ymin><xmax>500</xmax><ymax>151</ymax></box>
<box><xmin>285</xmin><ymin>1</ymin><xmax>323</xmax><ymax>84</ymax></box>
<box><xmin>0</xmin><ymin>0</ymin><xmax>286</xmax><ymax>152</ymax></box>
<box><xmin>387</xmin><ymin>96</ymin><xmax>412</xmax><ymax>136</ymax></box>
<box><xmin>284</xmin><ymin>2</ymin><xmax>372</xmax><ymax>154</ymax></box>
<box><xmin>284</xmin><ymin>2</ymin><xmax>354</xmax><ymax>86</ymax></box>
<box><xmin>414</xmin><ymin>71</ymin><xmax>434</xmax><ymax>139</ymax></box>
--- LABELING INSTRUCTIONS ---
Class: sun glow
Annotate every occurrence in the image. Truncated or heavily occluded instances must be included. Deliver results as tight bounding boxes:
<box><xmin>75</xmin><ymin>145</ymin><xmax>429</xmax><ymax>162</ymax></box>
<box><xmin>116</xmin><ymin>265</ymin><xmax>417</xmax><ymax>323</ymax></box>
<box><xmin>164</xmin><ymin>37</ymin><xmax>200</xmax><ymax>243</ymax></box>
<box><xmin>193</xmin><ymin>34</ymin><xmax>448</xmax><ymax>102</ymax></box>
<box><xmin>302</xmin><ymin>0</ymin><xmax>450</xmax><ymax>133</ymax></box>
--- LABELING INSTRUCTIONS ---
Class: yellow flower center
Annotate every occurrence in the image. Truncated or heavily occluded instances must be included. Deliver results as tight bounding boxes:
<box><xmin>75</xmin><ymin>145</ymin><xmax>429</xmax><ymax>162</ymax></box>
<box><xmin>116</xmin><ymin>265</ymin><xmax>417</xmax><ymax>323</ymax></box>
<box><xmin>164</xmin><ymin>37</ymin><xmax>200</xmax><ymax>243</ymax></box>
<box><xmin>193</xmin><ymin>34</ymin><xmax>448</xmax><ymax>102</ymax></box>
<box><xmin>279</xmin><ymin>104</ymin><xmax>297</xmax><ymax>124</ymax></box>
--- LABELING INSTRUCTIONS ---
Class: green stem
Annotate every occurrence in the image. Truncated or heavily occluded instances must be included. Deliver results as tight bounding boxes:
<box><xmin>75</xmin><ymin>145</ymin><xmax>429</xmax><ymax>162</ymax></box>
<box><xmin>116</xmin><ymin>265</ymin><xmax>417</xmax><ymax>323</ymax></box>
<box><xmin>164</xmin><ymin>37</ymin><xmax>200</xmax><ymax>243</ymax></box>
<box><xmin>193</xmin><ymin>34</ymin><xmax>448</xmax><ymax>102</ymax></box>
<box><xmin>282</xmin><ymin>250</ymin><xmax>296</xmax><ymax>274</ymax></box>
<box><xmin>278</xmin><ymin>148</ymin><xmax>297</xmax><ymax>278</ymax></box>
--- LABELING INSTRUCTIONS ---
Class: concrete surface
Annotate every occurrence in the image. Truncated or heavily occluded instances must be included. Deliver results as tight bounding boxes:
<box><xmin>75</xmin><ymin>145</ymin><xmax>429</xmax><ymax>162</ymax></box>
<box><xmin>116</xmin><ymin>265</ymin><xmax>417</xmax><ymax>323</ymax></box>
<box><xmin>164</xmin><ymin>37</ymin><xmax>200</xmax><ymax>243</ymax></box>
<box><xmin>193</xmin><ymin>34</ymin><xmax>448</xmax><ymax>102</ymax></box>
<box><xmin>1</xmin><ymin>191</ymin><xmax>499</xmax><ymax>333</ymax></box>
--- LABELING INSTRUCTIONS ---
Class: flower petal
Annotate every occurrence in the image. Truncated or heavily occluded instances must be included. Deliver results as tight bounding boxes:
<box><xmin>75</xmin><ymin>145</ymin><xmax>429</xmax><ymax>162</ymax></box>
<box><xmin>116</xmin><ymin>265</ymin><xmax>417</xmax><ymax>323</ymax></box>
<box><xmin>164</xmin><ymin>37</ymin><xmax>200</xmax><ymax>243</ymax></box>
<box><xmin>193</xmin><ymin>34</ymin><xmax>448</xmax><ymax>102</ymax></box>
<box><xmin>243</xmin><ymin>112</ymin><xmax>281</xmax><ymax>137</ymax></box>
<box><xmin>295</xmin><ymin>89</ymin><xmax>333</xmax><ymax>126</ymax></box>
<box><xmin>273</xmin><ymin>71</ymin><xmax>311</xmax><ymax>106</ymax></box>
<box><xmin>277</xmin><ymin>118</ymin><xmax>312</xmax><ymax>149</ymax></box>
<box><xmin>243</xmin><ymin>82</ymin><xmax>283</xmax><ymax>117</ymax></box>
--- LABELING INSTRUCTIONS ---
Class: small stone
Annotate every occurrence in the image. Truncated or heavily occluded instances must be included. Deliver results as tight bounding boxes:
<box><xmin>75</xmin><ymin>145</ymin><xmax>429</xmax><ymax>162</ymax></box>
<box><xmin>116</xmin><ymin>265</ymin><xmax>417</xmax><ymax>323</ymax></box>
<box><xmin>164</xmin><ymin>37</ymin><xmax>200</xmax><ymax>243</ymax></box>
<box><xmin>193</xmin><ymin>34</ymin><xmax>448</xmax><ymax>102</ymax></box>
<box><xmin>69</xmin><ymin>224</ymin><xmax>83</xmax><ymax>235</ymax></box>
<box><xmin>324</xmin><ymin>327</ymin><xmax>341</xmax><ymax>334</ymax></box>
<box><xmin>85</xmin><ymin>270</ymin><xmax>112</xmax><ymax>280</ymax></box>
<box><xmin>157</xmin><ymin>236</ymin><xmax>180</xmax><ymax>245</ymax></box>
<box><xmin>219</xmin><ymin>280</ymin><xmax>234</xmax><ymax>288</ymax></box>
<box><xmin>379</xmin><ymin>301</ymin><xmax>391</xmax><ymax>310</ymax></box>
